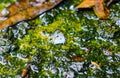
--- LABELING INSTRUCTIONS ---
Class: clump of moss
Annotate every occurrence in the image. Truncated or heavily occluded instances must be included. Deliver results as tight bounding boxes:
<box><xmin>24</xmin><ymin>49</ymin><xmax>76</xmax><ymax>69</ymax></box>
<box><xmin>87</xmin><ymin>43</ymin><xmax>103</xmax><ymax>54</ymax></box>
<box><xmin>0</xmin><ymin>0</ymin><xmax>120</xmax><ymax>77</ymax></box>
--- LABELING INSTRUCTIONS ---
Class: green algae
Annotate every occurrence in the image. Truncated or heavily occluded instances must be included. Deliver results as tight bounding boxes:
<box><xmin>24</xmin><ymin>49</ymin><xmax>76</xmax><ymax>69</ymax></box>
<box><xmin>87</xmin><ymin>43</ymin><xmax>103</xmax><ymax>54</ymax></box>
<box><xmin>0</xmin><ymin>0</ymin><xmax>120</xmax><ymax>77</ymax></box>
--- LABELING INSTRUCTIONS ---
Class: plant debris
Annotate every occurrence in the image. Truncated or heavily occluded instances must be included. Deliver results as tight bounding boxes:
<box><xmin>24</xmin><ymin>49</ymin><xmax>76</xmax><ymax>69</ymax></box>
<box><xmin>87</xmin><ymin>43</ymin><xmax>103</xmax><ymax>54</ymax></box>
<box><xmin>76</xmin><ymin>0</ymin><xmax>110</xmax><ymax>19</ymax></box>
<box><xmin>0</xmin><ymin>0</ymin><xmax>62</xmax><ymax>30</ymax></box>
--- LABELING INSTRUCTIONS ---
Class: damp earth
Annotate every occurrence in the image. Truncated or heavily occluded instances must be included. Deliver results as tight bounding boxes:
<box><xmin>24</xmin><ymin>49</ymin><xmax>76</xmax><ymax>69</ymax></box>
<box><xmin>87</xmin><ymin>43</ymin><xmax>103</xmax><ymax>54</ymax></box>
<box><xmin>0</xmin><ymin>0</ymin><xmax>120</xmax><ymax>78</ymax></box>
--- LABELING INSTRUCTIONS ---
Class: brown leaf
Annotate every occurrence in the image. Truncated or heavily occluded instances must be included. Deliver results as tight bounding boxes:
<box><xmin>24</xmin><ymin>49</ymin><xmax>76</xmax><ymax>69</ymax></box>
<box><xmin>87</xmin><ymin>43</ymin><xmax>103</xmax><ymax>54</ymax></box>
<box><xmin>93</xmin><ymin>0</ymin><xmax>110</xmax><ymax>19</ymax></box>
<box><xmin>76</xmin><ymin>0</ymin><xmax>95</xmax><ymax>8</ymax></box>
<box><xmin>0</xmin><ymin>0</ymin><xmax>62</xmax><ymax>30</ymax></box>
<box><xmin>76</xmin><ymin>0</ymin><xmax>110</xmax><ymax>19</ymax></box>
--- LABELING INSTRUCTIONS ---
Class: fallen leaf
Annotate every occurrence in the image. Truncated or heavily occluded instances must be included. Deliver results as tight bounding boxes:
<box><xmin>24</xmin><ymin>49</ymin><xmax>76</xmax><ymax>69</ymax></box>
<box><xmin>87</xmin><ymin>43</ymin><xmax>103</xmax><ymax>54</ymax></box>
<box><xmin>76</xmin><ymin>0</ymin><xmax>110</xmax><ymax>19</ymax></box>
<box><xmin>93</xmin><ymin>0</ymin><xmax>110</xmax><ymax>19</ymax></box>
<box><xmin>76</xmin><ymin>0</ymin><xmax>95</xmax><ymax>8</ymax></box>
<box><xmin>0</xmin><ymin>0</ymin><xmax>62</xmax><ymax>30</ymax></box>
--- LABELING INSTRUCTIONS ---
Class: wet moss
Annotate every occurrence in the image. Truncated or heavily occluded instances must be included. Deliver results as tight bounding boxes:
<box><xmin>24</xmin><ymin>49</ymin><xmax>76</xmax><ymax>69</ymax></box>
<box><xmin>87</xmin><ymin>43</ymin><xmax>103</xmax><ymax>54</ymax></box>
<box><xmin>0</xmin><ymin>0</ymin><xmax>120</xmax><ymax>77</ymax></box>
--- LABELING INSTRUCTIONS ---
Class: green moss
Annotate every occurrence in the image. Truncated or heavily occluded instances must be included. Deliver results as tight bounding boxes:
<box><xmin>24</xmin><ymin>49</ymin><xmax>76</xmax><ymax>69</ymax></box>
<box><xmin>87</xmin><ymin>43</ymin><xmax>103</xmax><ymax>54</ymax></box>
<box><xmin>0</xmin><ymin>0</ymin><xmax>120</xmax><ymax>77</ymax></box>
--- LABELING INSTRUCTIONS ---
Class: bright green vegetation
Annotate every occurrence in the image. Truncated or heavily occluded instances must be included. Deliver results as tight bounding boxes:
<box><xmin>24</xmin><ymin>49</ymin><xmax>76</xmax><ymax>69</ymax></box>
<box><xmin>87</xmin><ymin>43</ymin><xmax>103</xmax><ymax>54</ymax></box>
<box><xmin>0</xmin><ymin>0</ymin><xmax>120</xmax><ymax>77</ymax></box>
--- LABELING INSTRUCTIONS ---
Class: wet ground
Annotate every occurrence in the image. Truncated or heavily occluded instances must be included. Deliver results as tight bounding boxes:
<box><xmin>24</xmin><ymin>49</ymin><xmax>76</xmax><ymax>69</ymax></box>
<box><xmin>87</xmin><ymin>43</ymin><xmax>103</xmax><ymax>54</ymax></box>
<box><xmin>0</xmin><ymin>0</ymin><xmax>120</xmax><ymax>78</ymax></box>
